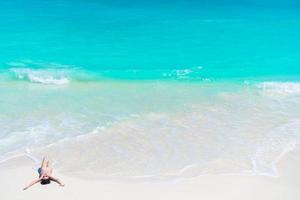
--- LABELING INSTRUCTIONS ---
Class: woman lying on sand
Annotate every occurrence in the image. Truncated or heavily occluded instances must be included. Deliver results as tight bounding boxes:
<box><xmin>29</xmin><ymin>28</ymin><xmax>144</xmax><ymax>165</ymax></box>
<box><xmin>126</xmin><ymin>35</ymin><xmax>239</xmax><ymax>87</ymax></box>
<box><xmin>23</xmin><ymin>157</ymin><xmax>65</xmax><ymax>190</ymax></box>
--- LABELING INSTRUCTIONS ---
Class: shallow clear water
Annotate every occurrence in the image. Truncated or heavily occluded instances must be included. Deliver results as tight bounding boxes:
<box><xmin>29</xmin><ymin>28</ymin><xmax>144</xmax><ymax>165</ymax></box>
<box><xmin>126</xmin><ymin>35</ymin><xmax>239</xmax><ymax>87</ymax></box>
<box><xmin>0</xmin><ymin>0</ymin><xmax>300</xmax><ymax>180</ymax></box>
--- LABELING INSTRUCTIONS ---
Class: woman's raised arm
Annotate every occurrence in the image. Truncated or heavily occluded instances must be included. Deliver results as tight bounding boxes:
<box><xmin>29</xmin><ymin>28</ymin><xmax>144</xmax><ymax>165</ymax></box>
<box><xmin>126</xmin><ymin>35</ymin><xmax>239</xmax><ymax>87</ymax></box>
<box><xmin>23</xmin><ymin>178</ymin><xmax>42</xmax><ymax>190</ymax></box>
<box><xmin>49</xmin><ymin>176</ymin><xmax>65</xmax><ymax>187</ymax></box>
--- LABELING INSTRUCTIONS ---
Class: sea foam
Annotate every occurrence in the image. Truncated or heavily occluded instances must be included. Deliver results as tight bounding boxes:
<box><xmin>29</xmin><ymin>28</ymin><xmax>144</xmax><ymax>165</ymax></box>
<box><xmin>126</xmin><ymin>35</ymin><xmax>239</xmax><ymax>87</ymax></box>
<box><xmin>257</xmin><ymin>82</ymin><xmax>300</xmax><ymax>96</ymax></box>
<box><xmin>0</xmin><ymin>79</ymin><xmax>299</xmax><ymax>181</ymax></box>
<box><xmin>10</xmin><ymin>68</ymin><xmax>70</xmax><ymax>85</ymax></box>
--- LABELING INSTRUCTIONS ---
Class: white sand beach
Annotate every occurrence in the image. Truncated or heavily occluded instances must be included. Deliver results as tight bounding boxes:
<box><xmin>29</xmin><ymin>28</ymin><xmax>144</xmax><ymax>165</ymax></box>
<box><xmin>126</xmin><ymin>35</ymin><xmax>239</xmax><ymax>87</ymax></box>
<box><xmin>2</xmin><ymin>147</ymin><xmax>300</xmax><ymax>200</ymax></box>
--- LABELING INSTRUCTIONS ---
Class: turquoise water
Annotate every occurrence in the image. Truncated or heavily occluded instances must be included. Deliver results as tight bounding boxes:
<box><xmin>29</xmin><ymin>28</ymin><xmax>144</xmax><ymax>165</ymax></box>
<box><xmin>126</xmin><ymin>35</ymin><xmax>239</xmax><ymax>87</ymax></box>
<box><xmin>1</xmin><ymin>0</ymin><xmax>300</xmax><ymax>80</ymax></box>
<box><xmin>0</xmin><ymin>0</ymin><xmax>300</xmax><ymax>179</ymax></box>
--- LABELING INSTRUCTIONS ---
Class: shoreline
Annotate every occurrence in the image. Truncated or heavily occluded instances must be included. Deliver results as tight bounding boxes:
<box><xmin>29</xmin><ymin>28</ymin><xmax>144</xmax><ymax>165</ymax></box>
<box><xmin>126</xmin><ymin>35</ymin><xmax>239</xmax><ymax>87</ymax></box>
<box><xmin>2</xmin><ymin>147</ymin><xmax>300</xmax><ymax>200</ymax></box>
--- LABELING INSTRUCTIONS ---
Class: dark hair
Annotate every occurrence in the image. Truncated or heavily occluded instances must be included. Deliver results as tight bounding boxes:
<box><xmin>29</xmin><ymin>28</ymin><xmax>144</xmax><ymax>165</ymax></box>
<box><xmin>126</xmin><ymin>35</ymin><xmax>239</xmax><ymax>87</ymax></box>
<box><xmin>41</xmin><ymin>179</ymin><xmax>51</xmax><ymax>185</ymax></box>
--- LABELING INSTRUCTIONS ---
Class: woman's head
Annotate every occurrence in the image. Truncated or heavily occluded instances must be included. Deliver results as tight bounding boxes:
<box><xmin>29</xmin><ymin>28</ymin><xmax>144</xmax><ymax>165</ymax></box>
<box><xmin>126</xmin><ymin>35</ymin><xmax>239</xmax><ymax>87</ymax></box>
<box><xmin>41</xmin><ymin>174</ymin><xmax>51</xmax><ymax>185</ymax></box>
<box><xmin>41</xmin><ymin>179</ymin><xmax>51</xmax><ymax>185</ymax></box>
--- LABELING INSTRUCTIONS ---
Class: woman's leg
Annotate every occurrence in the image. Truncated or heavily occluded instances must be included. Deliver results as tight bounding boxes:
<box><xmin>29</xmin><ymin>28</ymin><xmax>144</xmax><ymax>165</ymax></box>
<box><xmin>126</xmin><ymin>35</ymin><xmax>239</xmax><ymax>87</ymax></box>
<box><xmin>40</xmin><ymin>157</ymin><xmax>47</xmax><ymax>169</ymax></box>
<box><xmin>46</xmin><ymin>161</ymin><xmax>53</xmax><ymax>174</ymax></box>
<box><xmin>38</xmin><ymin>157</ymin><xmax>47</xmax><ymax>177</ymax></box>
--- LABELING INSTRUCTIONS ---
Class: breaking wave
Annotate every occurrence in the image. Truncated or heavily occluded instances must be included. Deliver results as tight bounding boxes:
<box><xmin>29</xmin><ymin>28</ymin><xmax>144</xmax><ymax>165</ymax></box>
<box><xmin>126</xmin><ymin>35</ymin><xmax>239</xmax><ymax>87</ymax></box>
<box><xmin>10</xmin><ymin>68</ymin><xmax>70</xmax><ymax>85</ymax></box>
<box><xmin>1</xmin><ymin>60</ymin><xmax>208</xmax><ymax>83</ymax></box>
<box><xmin>257</xmin><ymin>82</ymin><xmax>300</xmax><ymax>96</ymax></box>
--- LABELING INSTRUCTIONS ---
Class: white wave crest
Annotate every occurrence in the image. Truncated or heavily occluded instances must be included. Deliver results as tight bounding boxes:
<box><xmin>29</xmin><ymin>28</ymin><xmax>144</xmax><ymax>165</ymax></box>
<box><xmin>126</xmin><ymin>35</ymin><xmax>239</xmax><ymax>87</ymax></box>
<box><xmin>10</xmin><ymin>68</ymin><xmax>70</xmax><ymax>85</ymax></box>
<box><xmin>28</xmin><ymin>74</ymin><xmax>69</xmax><ymax>85</ymax></box>
<box><xmin>162</xmin><ymin>66</ymin><xmax>203</xmax><ymax>79</ymax></box>
<box><xmin>257</xmin><ymin>82</ymin><xmax>300</xmax><ymax>96</ymax></box>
